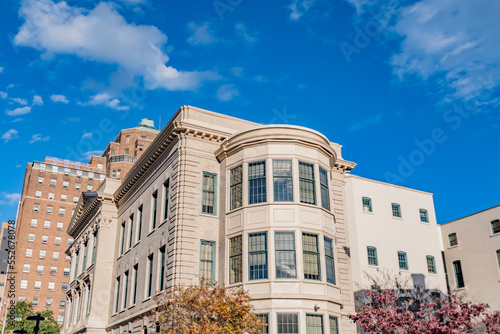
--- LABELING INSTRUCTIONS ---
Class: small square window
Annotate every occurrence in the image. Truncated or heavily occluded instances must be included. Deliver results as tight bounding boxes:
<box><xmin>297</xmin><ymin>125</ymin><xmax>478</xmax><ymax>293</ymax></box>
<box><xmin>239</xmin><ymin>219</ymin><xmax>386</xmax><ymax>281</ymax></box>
<box><xmin>63</xmin><ymin>268</ymin><xmax>70</xmax><ymax>276</ymax></box>
<box><xmin>48</xmin><ymin>192</ymin><xmax>55</xmax><ymax>200</ymax></box>
<box><xmin>26</xmin><ymin>249</ymin><xmax>33</xmax><ymax>257</ymax></box>
<box><xmin>73</xmin><ymin>196</ymin><xmax>79</xmax><ymax>203</ymax></box>
<box><xmin>19</xmin><ymin>296</ymin><xmax>26</xmax><ymax>302</ymax></box>
<box><xmin>75</xmin><ymin>184</ymin><xmax>81</xmax><ymax>190</ymax></box>
<box><xmin>59</xmin><ymin>208</ymin><xmax>65</xmax><ymax>216</ymax></box>
<box><xmin>42</xmin><ymin>235</ymin><xmax>48</xmax><ymax>244</ymax></box>
<box><xmin>59</xmin><ymin>299</ymin><xmax>66</xmax><ymax>308</ymax></box>
<box><xmin>68</xmin><ymin>238</ymin><xmax>74</xmax><ymax>246</ymax></box>
<box><xmin>37</xmin><ymin>265</ymin><xmax>44</xmax><ymax>274</ymax></box>
<box><xmin>362</xmin><ymin>197</ymin><xmax>372</xmax><ymax>212</ymax></box>
<box><xmin>35</xmin><ymin>281</ymin><xmax>42</xmax><ymax>290</ymax></box>
<box><xmin>420</xmin><ymin>209</ymin><xmax>429</xmax><ymax>223</ymax></box>
<box><xmin>33</xmin><ymin>204</ymin><xmax>40</xmax><ymax>212</ymax></box>
<box><xmin>23</xmin><ymin>264</ymin><xmax>30</xmax><ymax>273</ymax></box>
<box><xmin>87</xmin><ymin>185</ymin><xmax>93</xmax><ymax>191</ymax></box>
<box><xmin>50</xmin><ymin>267</ymin><xmax>57</xmax><ymax>275</ymax></box>
<box><xmin>35</xmin><ymin>191</ymin><xmax>42</xmax><ymax>198</ymax></box>
<box><xmin>48</xmin><ymin>282</ymin><xmax>55</xmax><ymax>291</ymax></box>
<box><xmin>46</xmin><ymin>206</ymin><xmax>53</xmax><ymax>214</ymax></box>
<box><xmin>97</xmin><ymin>164</ymin><xmax>103</xmax><ymax>169</ymax></box>
<box><xmin>88</xmin><ymin>172</ymin><xmax>94</xmax><ymax>180</ymax></box>
<box><xmin>32</xmin><ymin>297</ymin><xmax>39</xmax><ymax>306</ymax></box>
<box><xmin>30</xmin><ymin>219</ymin><xmax>37</xmax><ymax>227</ymax></box>
<box><xmin>53</xmin><ymin>252</ymin><xmax>59</xmax><ymax>260</ymax></box>
<box><xmin>44</xmin><ymin>220</ymin><xmax>50</xmax><ymax>229</ymax></box>
<box><xmin>62</xmin><ymin>283</ymin><xmax>68</xmax><ymax>291</ymax></box>
<box><xmin>28</xmin><ymin>234</ymin><xmax>35</xmax><ymax>242</ymax></box>
<box><xmin>39</xmin><ymin>250</ymin><xmax>46</xmax><ymax>259</ymax></box>
<box><xmin>20</xmin><ymin>280</ymin><xmax>28</xmax><ymax>289</ymax></box>
<box><xmin>398</xmin><ymin>251</ymin><xmax>408</xmax><ymax>270</ymax></box>
<box><xmin>38</xmin><ymin>177</ymin><xmax>44</xmax><ymax>184</ymax></box>
<box><xmin>55</xmin><ymin>237</ymin><xmax>61</xmax><ymax>245</ymax></box>
<box><xmin>46</xmin><ymin>297</ymin><xmax>53</xmax><ymax>306</ymax></box>
<box><xmin>449</xmin><ymin>233</ymin><xmax>458</xmax><ymax>247</ymax></box>
<box><xmin>57</xmin><ymin>222</ymin><xmax>63</xmax><ymax>230</ymax></box>
<box><xmin>64</xmin><ymin>168</ymin><xmax>70</xmax><ymax>176</ymax></box>
<box><xmin>491</xmin><ymin>220</ymin><xmax>500</xmax><ymax>235</ymax></box>
<box><xmin>61</xmin><ymin>194</ymin><xmax>67</xmax><ymax>202</ymax></box>
<box><xmin>50</xmin><ymin>179</ymin><xmax>56</xmax><ymax>187</ymax></box>
<box><xmin>392</xmin><ymin>203</ymin><xmax>402</xmax><ymax>218</ymax></box>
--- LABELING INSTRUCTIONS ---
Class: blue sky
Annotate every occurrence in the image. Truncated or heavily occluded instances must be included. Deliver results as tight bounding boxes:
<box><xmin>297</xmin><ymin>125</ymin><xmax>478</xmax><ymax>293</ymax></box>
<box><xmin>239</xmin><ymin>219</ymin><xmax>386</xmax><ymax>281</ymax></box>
<box><xmin>1</xmin><ymin>0</ymin><xmax>499</xmax><ymax>224</ymax></box>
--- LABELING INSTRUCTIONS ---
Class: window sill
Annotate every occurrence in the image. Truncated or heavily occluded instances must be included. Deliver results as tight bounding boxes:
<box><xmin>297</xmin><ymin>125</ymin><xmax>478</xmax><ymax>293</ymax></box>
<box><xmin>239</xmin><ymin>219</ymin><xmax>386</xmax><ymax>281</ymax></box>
<box><xmin>362</xmin><ymin>210</ymin><xmax>374</xmax><ymax>215</ymax></box>
<box><xmin>158</xmin><ymin>219</ymin><xmax>168</xmax><ymax>229</ymax></box>
<box><xmin>392</xmin><ymin>216</ymin><xmax>404</xmax><ymax>220</ymax></box>
<box><xmin>490</xmin><ymin>233</ymin><xmax>500</xmax><ymax>238</ymax></box>
<box><xmin>448</xmin><ymin>245</ymin><xmax>459</xmax><ymax>249</ymax></box>
<box><xmin>128</xmin><ymin>304</ymin><xmax>136</xmax><ymax>310</ymax></box>
<box><xmin>147</xmin><ymin>229</ymin><xmax>156</xmax><ymax>237</ymax></box>
<box><xmin>142</xmin><ymin>297</ymin><xmax>152</xmax><ymax>303</ymax></box>
<box><xmin>133</xmin><ymin>240</ymin><xmax>141</xmax><ymax>248</ymax></box>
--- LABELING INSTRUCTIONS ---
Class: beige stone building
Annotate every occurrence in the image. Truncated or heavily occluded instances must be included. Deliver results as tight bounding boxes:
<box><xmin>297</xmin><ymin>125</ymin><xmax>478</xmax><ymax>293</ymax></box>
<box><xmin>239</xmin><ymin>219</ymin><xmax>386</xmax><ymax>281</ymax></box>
<box><xmin>63</xmin><ymin>105</ymin><xmax>357</xmax><ymax>334</ymax></box>
<box><xmin>345</xmin><ymin>175</ymin><xmax>448</xmax><ymax>295</ymax></box>
<box><xmin>440</xmin><ymin>205</ymin><xmax>500</xmax><ymax>310</ymax></box>
<box><xmin>13</xmin><ymin>119</ymin><xmax>159</xmax><ymax>324</ymax></box>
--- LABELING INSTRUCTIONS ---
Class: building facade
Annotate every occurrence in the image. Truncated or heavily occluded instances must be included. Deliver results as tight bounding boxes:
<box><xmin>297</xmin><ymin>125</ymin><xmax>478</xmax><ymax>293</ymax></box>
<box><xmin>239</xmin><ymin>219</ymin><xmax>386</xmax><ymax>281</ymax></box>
<box><xmin>441</xmin><ymin>205</ymin><xmax>500</xmax><ymax>310</ymax></box>
<box><xmin>63</xmin><ymin>105</ymin><xmax>357</xmax><ymax>334</ymax></box>
<box><xmin>13</xmin><ymin>120</ymin><xmax>159</xmax><ymax>323</ymax></box>
<box><xmin>345</xmin><ymin>175</ymin><xmax>448</xmax><ymax>295</ymax></box>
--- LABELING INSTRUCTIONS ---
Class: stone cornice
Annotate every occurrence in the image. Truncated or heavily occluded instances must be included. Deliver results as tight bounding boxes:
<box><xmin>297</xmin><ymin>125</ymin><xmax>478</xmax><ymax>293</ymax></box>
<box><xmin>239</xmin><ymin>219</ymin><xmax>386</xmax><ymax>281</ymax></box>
<box><xmin>67</xmin><ymin>193</ymin><xmax>113</xmax><ymax>237</ymax></box>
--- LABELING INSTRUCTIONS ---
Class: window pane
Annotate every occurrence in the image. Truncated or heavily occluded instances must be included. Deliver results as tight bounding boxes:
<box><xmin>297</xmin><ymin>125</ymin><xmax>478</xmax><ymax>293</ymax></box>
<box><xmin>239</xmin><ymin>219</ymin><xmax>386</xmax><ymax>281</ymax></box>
<box><xmin>329</xmin><ymin>316</ymin><xmax>339</xmax><ymax>334</ymax></box>
<box><xmin>202</xmin><ymin>173</ymin><xmax>216</xmax><ymax>214</ymax></box>
<box><xmin>200</xmin><ymin>241</ymin><xmax>215</xmax><ymax>281</ymax></box>
<box><xmin>275</xmin><ymin>232</ymin><xmax>296</xmax><ymax>279</ymax></box>
<box><xmin>398</xmin><ymin>251</ymin><xmax>408</xmax><ymax>270</ymax></box>
<box><xmin>367</xmin><ymin>247</ymin><xmax>378</xmax><ymax>266</ymax></box>
<box><xmin>453</xmin><ymin>260</ymin><xmax>465</xmax><ymax>288</ymax></box>
<box><xmin>319</xmin><ymin>168</ymin><xmax>330</xmax><ymax>210</ymax></box>
<box><xmin>299</xmin><ymin>162</ymin><xmax>316</xmax><ymax>204</ymax></box>
<box><xmin>249</xmin><ymin>161</ymin><xmax>267</xmax><ymax>204</ymax></box>
<box><xmin>230</xmin><ymin>236</ymin><xmax>242</xmax><ymax>284</ymax></box>
<box><xmin>449</xmin><ymin>233</ymin><xmax>458</xmax><ymax>246</ymax></box>
<box><xmin>303</xmin><ymin>233</ymin><xmax>320</xmax><ymax>280</ymax></box>
<box><xmin>420</xmin><ymin>209</ymin><xmax>428</xmax><ymax>222</ymax></box>
<box><xmin>362</xmin><ymin>197</ymin><xmax>372</xmax><ymax>212</ymax></box>
<box><xmin>230</xmin><ymin>166</ymin><xmax>243</xmax><ymax>210</ymax></box>
<box><xmin>492</xmin><ymin>220</ymin><xmax>500</xmax><ymax>234</ymax></box>
<box><xmin>306</xmin><ymin>314</ymin><xmax>323</xmax><ymax>334</ymax></box>
<box><xmin>249</xmin><ymin>232</ymin><xmax>268</xmax><ymax>280</ymax></box>
<box><xmin>257</xmin><ymin>314</ymin><xmax>269</xmax><ymax>334</ymax></box>
<box><xmin>426</xmin><ymin>256</ymin><xmax>436</xmax><ymax>273</ymax></box>
<box><xmin>277</xmin><ymin>313</ymin><xmax>299</xmax><ymax>334</ymax></box>
<box><xmin>324</xmin><ymin>237</ymin><xmax>335</xmax><ymax>284</ymax></box>
<box><xmin>273</xmin><ymin>160</ymin><xmax>293</xmax><ymax>202</ymax></box>
<box><xmin>392</xmin><ymin>203</ymin><xmax>401</xmax><ymax>217</ymax></box>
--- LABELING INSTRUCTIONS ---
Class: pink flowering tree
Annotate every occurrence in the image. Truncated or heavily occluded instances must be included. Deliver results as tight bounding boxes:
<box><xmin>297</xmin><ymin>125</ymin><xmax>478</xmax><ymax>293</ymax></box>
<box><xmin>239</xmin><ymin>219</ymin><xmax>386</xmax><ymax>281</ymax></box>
<box><xmin>350</xmin><ymin>289</ymin><xmax>500</xmax><ymax>334</ymax></box>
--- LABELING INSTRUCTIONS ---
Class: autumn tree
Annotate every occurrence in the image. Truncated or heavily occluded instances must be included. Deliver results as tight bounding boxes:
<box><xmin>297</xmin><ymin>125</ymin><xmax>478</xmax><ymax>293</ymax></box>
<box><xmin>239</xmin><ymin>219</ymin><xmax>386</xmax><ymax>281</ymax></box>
<box><xmin>350</xmin><ymin>289</ymin><xmax>500</xmax><ymax>334</ymax></box>
<box><xmin>5</xmin><ymin>301</ymin><xmax>60</xmax><ymax>334</ymax></box>
<box><xmin>149</xmin><ymin>279</ymin><xmax>263</xmax><ymax>334</ymax></box>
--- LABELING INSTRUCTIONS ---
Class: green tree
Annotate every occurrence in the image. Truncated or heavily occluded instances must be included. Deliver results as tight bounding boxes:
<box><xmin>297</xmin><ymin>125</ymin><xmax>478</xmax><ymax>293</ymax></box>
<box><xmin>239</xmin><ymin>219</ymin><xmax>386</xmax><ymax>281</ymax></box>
<box><xmin>5</xmin><ymin>301</ymin><xmax>60</xmax><ymax>334</ymax></box>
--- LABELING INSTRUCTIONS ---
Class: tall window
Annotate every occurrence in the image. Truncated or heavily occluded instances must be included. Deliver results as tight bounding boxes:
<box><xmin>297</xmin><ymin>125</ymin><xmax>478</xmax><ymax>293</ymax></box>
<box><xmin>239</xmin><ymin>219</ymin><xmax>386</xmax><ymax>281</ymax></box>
<box><xmin>137</xmin><ymin>206</ymin><xmax>143</xmax><ymax>242</ymax></box>
<box><xmin>147</xmin><ymin>254</ymin><xmax>154</xmax><ymax>298</ymax></box>
<box><xmin>249</xmin><ymin>232</ymin><xmax>268</xmax><ymax>280</ymax></box>
<box><xmin>74</xmin><ymin>251</ymin><xmax>79</xmax><ymax>279</ymax></box>
<box><xmin>453</xmin><ymin>260</ymin><xmax>465</xmax><ymax>288</ymax></box>
<box><xmin>82</xmin><ymin>242</ymin><xmax>88</xmax><ymax>272</ymax></box>
<box><xmin>200</xmin><ymin>241</ymin><xmax>215</xmax><ymax>282</ymax></box>
<box><xmin>159</xmin><ymin>246</ymin><xmax>166</xmax><ymax>290</ymax></box>
<box><xmin>302</xmin><ymin>233</ymin><xmax>320</xmax><ymax>280</ymax></box>
<box><xmin>306</xmin><ymin>314</ymin><xmax>323</xmax><ymax>334</ymax></box>
<box><xmin>202</xmin><ymin>172</ymin><xmax>217</xmax><ymax>214</ymax></box>
<box><xmin>120</xmin><ymin>222</ymin><xmax>126</xmax><ymax>255</ymax></box>
<box><xmin>256</xmin><ymin>314</ymin><xmax>269</xmax><ymax>334</ymax></box>
<box><xmin>248</xmin><ymin>161</ymin><xmax>267</xmax><ymax>204</ymax></box>
<box><xmin>329</xmin><ymin>316</ymin><xmax>339</xmax><ymax>334</ymax></box>
<box><xmin>426</xmin><ymin>255</ymin><xmax>436</xmax><ymax>274</ymax></box>
<box><xmin>86</xmin><ymin>287</ymin><xmax>91</xmax><ymax>317</ymax></box>
<box><xmin>392</xmin><ymin>203</ymin><xmax>402</xmax><ymax>218</ymax></box>
<box><xmin>151</xmin><ymin>191</ymin><xmax>158</xmax><ymax>230</ymax></box>
<box><xmin>273</xmin><ymin>160</ymin><xmax>293</xmax><ymax>202</ymax></box>
<box><xmin>230</xmin><ymin>166</ymin><xmax>242</xmax><ymax>210</ymax></box>
<box><xmin>319</xmin><ymin>168</ymin><xmax>330</xmax><ymax>210</ymax></box>
<box><xmin>324</xmin><ymin>237</ymin><xmax>335</xmax><ymax>284</ymax></box>
<box><xmin>91</xmin><ymin>230</ymin><xmax>98</xmax><ymax>264</ymax></box>
<box><xmin>277</xmin><ymin>313</ymin><xmax>299</xmax><ymax>334</ymax></box>
<box><xmin>132</xmin><ymin>264</ymin><xmax>138</xmax><ymax>305</ymax></box>
<box><xmin>229</xmin><ymin>236</ymin><xmax>242</xmax><ymax>284</ymax></box>
<box><xmin>163</xmin><ymin>180</ymin><xmax>169</xmax><ymax>221</ymax></box>
<box><xmin>123</xmin><ymin>271</ymin><xmax>129</xmax><ymax>309</ymax></box>
<box><xmin>398</xmin><ymin>251</ymin><xmax>408</xmax><ymax>270</ymax></box>
<box><xmin>496</xmin><ymin>250</ymin><xmax>500</xmax><ymax>270</ymax></box>
<box><xmin>128</xmin><ymin>214</ymin><xmax>134</xmax><ymax>249</ymax></box>
<box><xmin>114</xmin><ymin>276</ymin><xmax>120</xmax><ymax>313</ymax></box>
<box><xmin>299</xmin><ymin>162</ymin><xmax>316</xmax><ymax>204</ymax></box>
<box><xmin>449</xmin><ymin>233</ymin><xmax>458</xmax><ymax>247</ymax></box>
<box><xmin>420</xmin><ymin>209</ymin><xmax>429</xmax><ymax>223</ymax></box>
<box><xmin>275</xmin><ymin>232</ymin><xmax>296</xmax><ymax>279</ymax></box>
<box><xmin>491</xmin><ymin>220</ymin><xmax>500</xmax><ymax>234</ymax></box>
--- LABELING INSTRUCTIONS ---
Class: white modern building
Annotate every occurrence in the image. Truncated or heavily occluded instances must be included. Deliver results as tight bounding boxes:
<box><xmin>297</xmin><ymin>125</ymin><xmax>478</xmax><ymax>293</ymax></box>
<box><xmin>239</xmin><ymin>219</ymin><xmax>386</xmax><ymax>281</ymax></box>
<box><xmin>441</xmin><ymin>205</ymin><xmax>500</xmax><ymax>310</ymax></box>
<box><xmin>63</xmin><ymin>106</ymin><xmax>357</xmax><ymax>334</ymax></box>
<box><xmin>345</xmin><ymin>175</ymin><xmax>448</xmax><ymax>295</ymax></box>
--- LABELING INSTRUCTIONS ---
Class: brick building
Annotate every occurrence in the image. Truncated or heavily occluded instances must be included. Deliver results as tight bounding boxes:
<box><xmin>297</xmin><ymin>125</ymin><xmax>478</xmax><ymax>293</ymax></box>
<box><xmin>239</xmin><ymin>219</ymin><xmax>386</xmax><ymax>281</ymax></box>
<box><xmin>13</xmin><ymin>119</ymin><xmax>159</xmax><ymax>324</ymax></box>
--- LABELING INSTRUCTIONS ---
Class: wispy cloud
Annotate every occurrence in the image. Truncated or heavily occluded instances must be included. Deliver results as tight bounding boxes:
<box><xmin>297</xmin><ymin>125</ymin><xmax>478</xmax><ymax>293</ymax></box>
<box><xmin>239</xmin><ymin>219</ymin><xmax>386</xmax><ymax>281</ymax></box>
<box><xmin>29</xmin><ymin>133</ymin><xmax>50</xmax><ymax>143</ymax></box>
<box><xmin>0</xmin><ymin>91</ymin><xmax>7</xmax><ymax>99</ymax></box>
<box><xmin>82</xmin><ymin>150</ymin><xmax>104</xmax><ymax>160</ymax></box>
<box><xmin>50</xmin><ymin>94</ymin><xmax>69</xmax><ymax>104</ymax></box>
<box><xmin>15</xmin><ymin>0</ymin><xmax>220</xmax><ymax>91</ymax></box>
<box><xmin>217</xmin><ymin>84</ymin><xmax>239</xmax><ymax>101</ymax></box>
<box><xmin>1</xmin><ymin>129</ymin><xmax>19</xmax><ymax>143</ymax></box>
<box><xmin>231</xmin><ymin>67</ymin><xmax>244</xmax><ymax>77</ymax></box>
<box><xmin>0</xmin><ymin>193</ymin><xmax>21</xmax><ymax>206</ymax></box>
<box><xmin>81</xmin><ymin>132</ymin><xmax>93</xmax><ymax>140</ymax></box>
<box><xmin>288</xmin><ymin>0</ymin><xmax>315</xmax><ymax>21</ymax></box>
<box><xmin>187</xmin><ymin>22</ymin><xmax>218</xmax><ymax>45</ymax></box>
<box><xmin>6</xmin><ymin>106</ymin><xmax>31</xmax><ymax>116</ymax></box>
<box><xmin>0</xmin><ymin>67</ymin><xmax>4</xmax><ymax>73</ymax></box>
<box><xmin>85</xmin><ymin>93</ymin><xmax>130</xmax><ymax>110</ymax></box>
<box><xmin>235</xmin><ymin>23</ymin><xmax>257</xmax><ymax>44</ymax></box>
<box><xmin>32</xmin><ymin>95</ymin><xmax>43</xmax><ymax>105</ymax></box>
<box><xmin>347</xmin><ymin>113</ymin><xmax>383</xmax><ymax>132</ymax></box>
<box><xmin>10</xmin><ymin>97</ymin><xmax>28</xmax><ymax>105</ymax></box>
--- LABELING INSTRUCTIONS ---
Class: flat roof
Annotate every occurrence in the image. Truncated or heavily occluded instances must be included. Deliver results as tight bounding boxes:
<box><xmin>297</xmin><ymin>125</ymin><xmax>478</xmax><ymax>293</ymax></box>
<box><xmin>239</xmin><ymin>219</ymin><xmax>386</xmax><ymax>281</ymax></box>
<box><xmin>345</xmin><ymin>174</ymin><xmax>433</xmax><ymax>196</ymax></box>
<box><xmin>441</xmin><ymin>204</ymin><xmax>500</xmax><ymax>225</ymax></box>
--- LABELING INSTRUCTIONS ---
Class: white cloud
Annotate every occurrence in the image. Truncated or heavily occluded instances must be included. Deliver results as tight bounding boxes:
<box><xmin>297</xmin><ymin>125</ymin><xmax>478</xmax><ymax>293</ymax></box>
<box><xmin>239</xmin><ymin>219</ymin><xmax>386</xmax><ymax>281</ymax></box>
<box><xmin>50</xmin><ymin>94</ymin><xmax>69</xmax><ymax>104</ymax></box>
<box><xmin>6</xmin><ymin>106</ymin><xmax>31</xmax><ymax>116</ymax></box>
<box><xmin>0</xmin><ymin>193</ymin><xmax>21</xmax><ymax>206</ymax></box>
<box><xmin>188</xmin><ymin>22</ymin><xmax>218</xmax><ymax>45</ymax></box>
<box><xmin>0</xmin><ymin>67</ymin><xmax>4</xmax><ymax>73</ymax></box>
<box><xmin>10</xmin><ymin>97</ymin><xmax>28</xmax><ymax>105</ymax></box>
<box><xmin>217</xmin><ymin>84</ymin><xmax>239</xmax><ymax>101</ymax></box>
<box><xmin>81</xmin><ymin>132</ymin><xmax>93</xmax><ymax>140</ymax></box>
<box><xmin>117</xmin><ymin>0</ymin><xmax>147</xmax><ymax>4</ymax></box>
<box><xmin>6</xmin><ymin>84</ymin><xmax>15</xmax><ymax>89</ymax></box>
<box><xmin>231</xmin><ymin>66</ymin><xmax>244</xmax><ymax>77</ymax></box>
<box><xmin>12</xmin><ymin>118</ymin><xmax>24</xmax><ymax>123</ymax></box>
<box><xmin>82</xmin><ymin>150</ymin><xmax>104</xmax><ymax>160</ymax></box>
<box><xmin>289</xmin><ymin>0</ymin><xmax>315</xmax><ymax>21</ymax></box>
<box><xmin>29</xmin><ymin>133</ymin><xmax>50</xmax><ymax>144</ymax></box>
<box><xmin>15</xmin><ymin>0</ymin><xmax>219</xmax><ymax>91</ymax></box>
<box><xmin>32</xmin><ymin>95</ymin><xmax>43</xmax><ymax>105</ymax></box>
<box><xmin>343</xmin><ymin>0</ymin><xmax>500</xmax><ymax>106</ymax></box>
<box><xmin>1</xmin><ymin>129</ymin><xmax>19</xmax><ymax>143</ymax></box>
<box><xmin>0</xmin><ymin>92</ymin><xmax>7</xmax><ymax>99</ymax></box>
<box><xmin>235</xmin><ymin>23</ymin><xmax>257</xmax><ymax>43</ymax></box>
<box><xmin>87</xmin><ymin>93</ymin><xmax>130</xmax><ymax>110</ymax></box>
